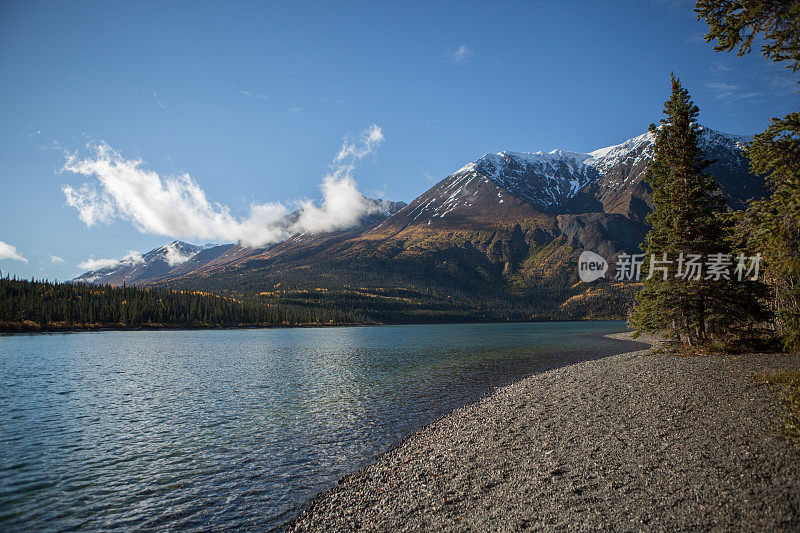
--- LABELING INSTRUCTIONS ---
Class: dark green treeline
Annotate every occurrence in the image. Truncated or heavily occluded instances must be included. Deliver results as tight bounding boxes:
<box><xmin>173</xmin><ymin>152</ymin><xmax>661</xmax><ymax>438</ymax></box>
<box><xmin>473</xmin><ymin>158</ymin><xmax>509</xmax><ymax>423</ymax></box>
<box><xmin>0</xmin><ymin>276</ymin><xmax>368</xmax><ymax>331</ymax></box>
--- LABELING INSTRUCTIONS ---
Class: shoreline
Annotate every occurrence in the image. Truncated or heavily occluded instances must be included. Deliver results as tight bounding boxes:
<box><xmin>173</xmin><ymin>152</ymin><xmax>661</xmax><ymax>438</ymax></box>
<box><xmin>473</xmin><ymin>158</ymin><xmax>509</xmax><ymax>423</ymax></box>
<box><xmin>285</xmin><ymin>331</ymin><xmax>655</xmax><ymax>530</ymax></box>
<box><xmin>290</xmin><ymin>332</ymin><xmax>800</xmax><ymax>531</ymax></box>
<box><xmin>0</xmin><ymin>321</ymin><xmax>380</xmax><ymax>336</ymax></box>
<box><xmin>0</xmin><ymin>318</ymin><xmax>629</xmax><ymax>336</ymax></box>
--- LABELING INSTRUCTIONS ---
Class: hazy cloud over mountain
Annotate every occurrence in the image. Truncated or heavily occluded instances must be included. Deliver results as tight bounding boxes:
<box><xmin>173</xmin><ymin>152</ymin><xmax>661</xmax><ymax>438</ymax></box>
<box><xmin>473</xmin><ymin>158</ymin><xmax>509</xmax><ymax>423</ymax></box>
<box><xmin>77</xmin><ymin>251</ymin><xmax>144</xmax><ymax>271</ymax></box>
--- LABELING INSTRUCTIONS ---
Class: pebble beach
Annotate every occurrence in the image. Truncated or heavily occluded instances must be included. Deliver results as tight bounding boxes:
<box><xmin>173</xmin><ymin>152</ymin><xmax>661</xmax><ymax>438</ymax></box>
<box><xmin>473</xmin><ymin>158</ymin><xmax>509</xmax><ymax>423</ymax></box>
<box><xmin>292</xmin><ymin>333</ymin><xmax>800</xmax><ymax>531</ymax></box>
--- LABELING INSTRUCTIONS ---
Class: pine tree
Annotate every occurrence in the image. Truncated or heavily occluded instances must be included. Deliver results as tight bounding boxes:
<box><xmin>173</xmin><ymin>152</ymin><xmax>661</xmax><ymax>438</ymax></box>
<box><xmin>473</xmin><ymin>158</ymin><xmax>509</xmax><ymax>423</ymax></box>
<box><xmin>739</xmin><ymin>118</ymin><xmax>800</xmax><ymax>351</ymax></box>
<box><xmin>696</xmin><ymin>0</ymin><xmax>800</xmax><ymax>352</ymax></box>
<box><xmin>632</xmin><ymin>75</ymin><xmax>717</xmax><ymax>345</ymax></box>
<box><xmin>632</xmin><ymin>74</ymin><xmax>766</xmax><ymax>348</ymax></box>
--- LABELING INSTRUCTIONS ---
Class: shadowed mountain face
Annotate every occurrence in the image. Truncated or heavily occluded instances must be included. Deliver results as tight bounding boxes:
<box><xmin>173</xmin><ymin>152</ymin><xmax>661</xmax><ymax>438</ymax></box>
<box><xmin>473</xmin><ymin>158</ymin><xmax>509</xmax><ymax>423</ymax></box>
<box><xmin>74</xmin><ymin>126</ymin><xmax>766</xmax><ymax>320</ymax></box>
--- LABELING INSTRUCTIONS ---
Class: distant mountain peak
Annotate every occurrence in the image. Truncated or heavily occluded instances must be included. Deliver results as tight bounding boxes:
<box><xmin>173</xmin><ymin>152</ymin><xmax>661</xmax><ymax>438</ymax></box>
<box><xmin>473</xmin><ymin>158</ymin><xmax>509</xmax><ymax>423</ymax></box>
<box><xmin>697</xmin><ymin>126</ymin><xmax>751</xmax><ymax>151</ymax></box>
<box><xmin>389</xmin><ymin>124</ymin><xmax>760</xmax><ymax>232</ymax></box>
<box><xmin>73</xmin><ymin>200</ymin><xmax>407</xmax><ymax>286</ymax></box>
<box><xmin>464</xmin><ymin>149</ymin><xmax>600</xmax><ymax>210</ymax></box>
<box><xmin>453</xmin><ymin>125</ymin><xmax>753</xmax><ymax>210</ymax></box>
<box><xmin>74</xmin><ymin>241</ymin><xmax>208</xmax><ymax>285</ymax></box>
<box><xmin>583</xmin><ymin>125</ymin><xmax>751</xmax><ymax>177</ymax></box>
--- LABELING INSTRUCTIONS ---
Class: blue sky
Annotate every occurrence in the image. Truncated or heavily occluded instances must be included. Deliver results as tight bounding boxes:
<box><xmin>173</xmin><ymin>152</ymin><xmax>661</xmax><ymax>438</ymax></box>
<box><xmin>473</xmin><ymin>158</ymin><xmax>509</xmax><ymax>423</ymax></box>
<box><xmin>1</xmin><ymin>0</ymin><xmax>797</xmax><ymax>280</ymax></box>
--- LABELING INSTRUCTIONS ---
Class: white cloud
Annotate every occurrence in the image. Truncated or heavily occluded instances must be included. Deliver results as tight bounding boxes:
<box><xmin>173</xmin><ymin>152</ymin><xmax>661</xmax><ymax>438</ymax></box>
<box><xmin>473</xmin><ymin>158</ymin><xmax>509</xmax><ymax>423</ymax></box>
<box><xmin>163</xmin><ymin>243</ymin><xmax>196</xmax><ymax>266</ymax></box>
<box><xmin>334</xmin><ymin>124</ymin><xmax>383</xmax><ymax>161</ymax></box>
<box><xmin>0</xmin><ymin>241</ymin><xmax>27</xmax><ymax>262</ymax></box>
<box><xmin>768</xmin><ymin>72</ymin><xmax>800</xmax><ymax>96</ymax></box>
<box><xmin>62</xmin><ymin>125</ymin><xmax>385</xmax><ymax>248</ymax></box>
<box><xmin>63</xmin><ymin>182</ymin><xmax>116</xmax><ymax>226</ymax></box>
<box><xmin>704</xmin><ymin>81</ymin><xmax>762</xmax><ymax>101</ymax></box>
<box><xmin>705</xmin><ymin>81</ymin><xmax>739</xmax><ymax>93</ymax></box>
<box><xmin>241</xmin><ymin>90</ymin><xmax>269</xmax><ymax>100</ymax></box>
<box><xmin>50</xmin><ymin>255</ymin><xmax>65</xmax><ymax>264</ymax></box>
<box><xmin>451</xmin><ymin>45</ymin><xmax>472</xmax><ymax>63</ymax></box>
<box><xmin>153</xmin><ymin>92</ymin><xmax>167</xmax><ymax>110</ymax></box>
<box><xmin>77</xmin><ymin>251</ymin><xmax>143</xmax><ymax>272</ymax></box>
<box><xmin>77</xmin><ymin>258</ymin><xmax>123</xmax><ymax>271</ymax></box>
<box><xmin>709</xmin><ymin>61</ymin><xmax>732</xmax><ymax>73</ymax></box>
<box><xmin>289</xmin><ymin>124</ymin><xmax>384</xmax><ymax>234</ymax></box>
<box><xmin>684</xmin><ymin>32</ymin><xmax>705</xmax><ymax>44</ymax></box>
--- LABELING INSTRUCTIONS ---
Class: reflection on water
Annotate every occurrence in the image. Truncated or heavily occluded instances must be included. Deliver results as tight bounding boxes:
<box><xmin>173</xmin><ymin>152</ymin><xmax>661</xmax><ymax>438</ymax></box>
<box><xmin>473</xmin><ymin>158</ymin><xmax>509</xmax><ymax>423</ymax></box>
<box><xmin>0</xmin><ymin>321</ymin><xmax>640</xmax><ymax>530</ymax></box>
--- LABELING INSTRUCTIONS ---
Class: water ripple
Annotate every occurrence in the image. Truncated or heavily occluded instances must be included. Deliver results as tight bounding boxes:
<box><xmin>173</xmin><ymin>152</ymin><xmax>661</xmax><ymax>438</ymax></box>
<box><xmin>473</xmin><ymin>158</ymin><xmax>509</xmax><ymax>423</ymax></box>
<box><xmin>0</xmin><ymin>322</ymin><xmax>635</xmax><ymax>530</ymax></box>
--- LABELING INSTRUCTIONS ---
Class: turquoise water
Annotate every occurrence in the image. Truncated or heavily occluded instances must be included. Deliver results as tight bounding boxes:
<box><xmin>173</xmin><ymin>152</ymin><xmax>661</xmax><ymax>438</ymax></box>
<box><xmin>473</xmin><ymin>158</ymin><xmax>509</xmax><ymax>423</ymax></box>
<box><xmin>0</xmin><ymin>321</ymin><xmax>640</xmax><ymax>530</ymax></box>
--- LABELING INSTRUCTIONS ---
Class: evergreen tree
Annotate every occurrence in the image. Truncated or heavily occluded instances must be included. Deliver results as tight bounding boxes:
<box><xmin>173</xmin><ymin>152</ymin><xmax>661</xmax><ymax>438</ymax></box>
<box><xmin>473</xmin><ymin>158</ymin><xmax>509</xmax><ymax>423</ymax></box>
<box><xmin>632</xmin><ymin>74</ymin><xmax>766</xmax><ymax>348</ymax></box>
<box><xmin>632</xmin><ymin>74</ymin><xmax>719</xmax><ymax>345</ymax></box>
<box><xmin>696</xmin><ymin>0</ymin><xmax>800</xmax><ymax>352</ymax></box>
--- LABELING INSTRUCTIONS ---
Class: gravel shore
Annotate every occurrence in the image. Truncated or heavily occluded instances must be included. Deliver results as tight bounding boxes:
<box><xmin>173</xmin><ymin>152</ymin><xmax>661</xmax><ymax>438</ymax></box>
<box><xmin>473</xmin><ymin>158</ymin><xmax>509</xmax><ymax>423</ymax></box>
<box><xmin>291</xmin><ymin>333</ymin><xmax>800</xmax><ymax>532</ymax></box>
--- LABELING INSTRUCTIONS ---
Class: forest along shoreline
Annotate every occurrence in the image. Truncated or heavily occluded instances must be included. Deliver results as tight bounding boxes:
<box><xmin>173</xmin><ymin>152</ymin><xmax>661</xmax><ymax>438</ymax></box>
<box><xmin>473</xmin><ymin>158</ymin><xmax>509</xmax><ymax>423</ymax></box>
<box><xmin>0</xmin><ymin>319</ymin><xmax>635</xmax><ymax>336</ymax></box>
<box><xmin>0</xmin><ymin>321</ymin><xmax>381</xmax><ymax>335</ymax></box>
<box><xmin>291</xmin><ymin>332</ymin><xmax>800</xmax><ymax>532</ymax></box>
<box><xmin>0</xmin><ymin>276</ymin><xmax>632</xmax><ymax>335</ymax></box>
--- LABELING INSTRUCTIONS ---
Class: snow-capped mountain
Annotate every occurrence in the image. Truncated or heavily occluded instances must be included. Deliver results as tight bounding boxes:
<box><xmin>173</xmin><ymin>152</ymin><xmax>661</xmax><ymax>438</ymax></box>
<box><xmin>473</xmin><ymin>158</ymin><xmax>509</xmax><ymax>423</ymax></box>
<box><xmin>74</xmin><ymin>124</ymin><xmax>767</xmax><ymax>321</ymax></box>
<box><xmin>382</xmin><ymin>125</ymin><xmax>759</xmax><ymax>234</ymax></box>
<box><xmin>587</xmin><ymin>125</ymin><xmax>749</xmax><ymax>172</ymax></box>
<box><xmin>474</xmin><ymin>126</ymin><xmax>754</xmax><ymax>210</ymax></box>
<box><xmin>369</xmin><ymin>125</ymin><xmax>761</xmax><ymax>238</ymax></box>
<box><xmin>73</xmin><ymin>199</ymin><xmax>407</xmax><ymax>286</ymax></box>
<box><xmin>590</xmin><ymin>126</ymin><xmax>757</xmax><ymax>222</ymax></box>
<box><xmin>466</xmin><ymin>150</ymin><xmax>601</xmax><ymax>210</ymax></box>
<box><xmin>73</xmin><ymin>241</ymin><xmax>214</xmax><ymax>286</ymax></box>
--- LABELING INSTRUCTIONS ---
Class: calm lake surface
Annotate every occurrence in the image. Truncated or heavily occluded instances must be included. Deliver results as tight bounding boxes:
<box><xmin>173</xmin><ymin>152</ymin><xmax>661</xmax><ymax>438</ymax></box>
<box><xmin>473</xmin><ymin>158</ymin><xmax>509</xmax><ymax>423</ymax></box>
<box><xmin>0</xmin><ymin>321</ymin><xmax>641</xmax><ymax>530</ymax></box>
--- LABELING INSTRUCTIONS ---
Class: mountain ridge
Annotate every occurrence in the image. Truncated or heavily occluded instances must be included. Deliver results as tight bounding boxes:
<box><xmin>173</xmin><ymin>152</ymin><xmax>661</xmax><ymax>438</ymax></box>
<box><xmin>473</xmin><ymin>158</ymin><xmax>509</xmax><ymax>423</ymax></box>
<box><xmin>73</xmin><ymin>125</ymin><xmax>766</xmax><ymax>321</ymax></box>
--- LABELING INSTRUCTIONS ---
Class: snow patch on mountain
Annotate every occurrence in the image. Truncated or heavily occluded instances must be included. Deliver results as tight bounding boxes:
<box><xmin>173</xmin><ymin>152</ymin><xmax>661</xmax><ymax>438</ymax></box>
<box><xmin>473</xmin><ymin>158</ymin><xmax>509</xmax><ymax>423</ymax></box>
<box><xmin>448</xmin><ymin>126</ymin><xmax>752</xmax><ymax>209</ymax></box>
<box><xmin>584</xmin><ymin>126</ymin><xmax>750</xmax><ymax>175</ymax></box>
<box><xmin>698</xmin><ymin>127</ymin><xmax>751</xmax><ymax>151</ymax></box>
<box><xmin>74</xmin><ymin>241</ymin><xmax>207</xmax><ymax>284</ymax></box>
<box><xmin>162</xmin><ymin>241</ymin><xmax>201</xmax><ymax>266</ymax></box>
<box><xmin>469</xmin><ymin>149</ymin><xmax>599</xmax><ymax>209</ymax></box>
<box><xmin>584</xmin><ymin>131</ymin><xmax>654</xmax><ymax>172</ymax></box>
